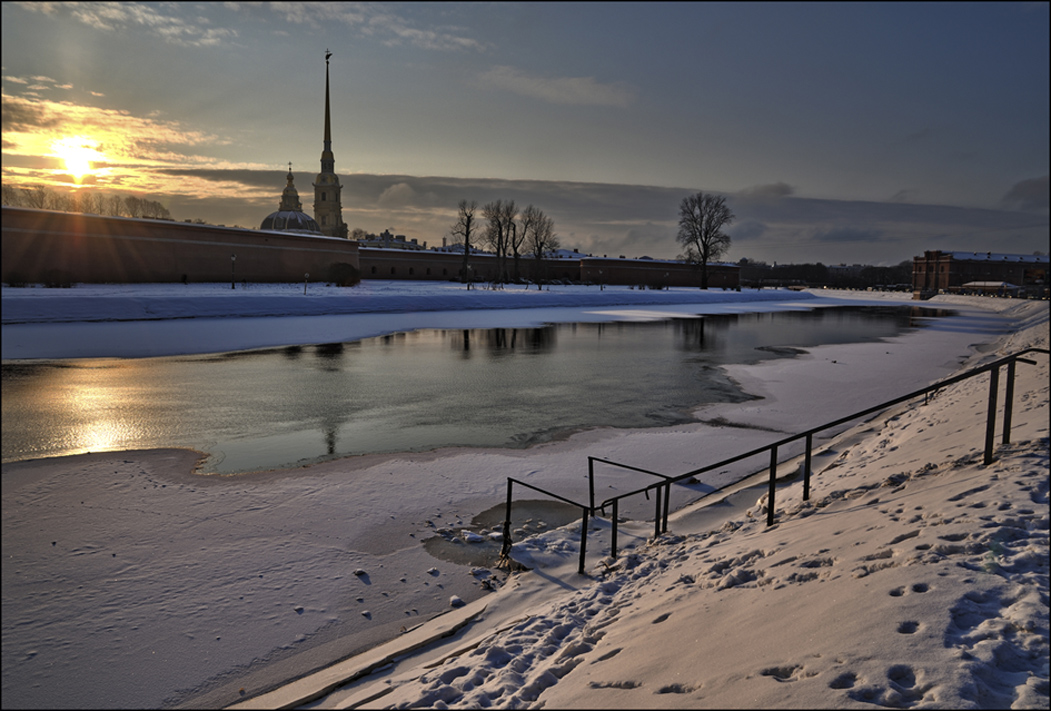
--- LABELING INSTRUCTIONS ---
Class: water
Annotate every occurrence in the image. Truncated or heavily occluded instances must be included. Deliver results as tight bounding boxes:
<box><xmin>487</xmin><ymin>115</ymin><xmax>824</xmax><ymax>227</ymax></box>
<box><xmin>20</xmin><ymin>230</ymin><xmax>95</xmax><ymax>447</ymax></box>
<box><xmin>2</xmin><ymin>305</ymin><xmax>951</xmax><ymax>474</ymax></box>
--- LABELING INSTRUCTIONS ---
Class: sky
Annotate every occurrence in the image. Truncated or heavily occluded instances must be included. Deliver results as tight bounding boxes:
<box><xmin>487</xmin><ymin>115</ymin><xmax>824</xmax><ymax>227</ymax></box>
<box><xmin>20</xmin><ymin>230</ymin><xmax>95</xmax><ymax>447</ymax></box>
<box><xmin>2</xmin><ymin>2</ymin><xmax>1048</xmax><ymax>265</ymax></box>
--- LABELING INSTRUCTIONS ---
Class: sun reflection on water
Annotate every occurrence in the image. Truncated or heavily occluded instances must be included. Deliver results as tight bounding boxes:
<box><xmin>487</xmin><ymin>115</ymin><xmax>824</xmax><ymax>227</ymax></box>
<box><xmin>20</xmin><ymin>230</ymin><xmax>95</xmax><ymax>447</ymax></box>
<box><xmin>56</xmin><ymin>359</ymin><xmax>147</xmax><ymax>456</ymax></box>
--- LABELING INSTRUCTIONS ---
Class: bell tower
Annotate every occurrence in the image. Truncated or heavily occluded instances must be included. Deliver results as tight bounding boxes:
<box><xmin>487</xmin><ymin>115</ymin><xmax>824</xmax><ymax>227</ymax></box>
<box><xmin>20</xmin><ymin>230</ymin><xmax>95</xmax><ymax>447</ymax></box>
<box><xmin>314</xmin><ymin>50</ymin><xmax>346</xmax><ymax>238</ymax></box>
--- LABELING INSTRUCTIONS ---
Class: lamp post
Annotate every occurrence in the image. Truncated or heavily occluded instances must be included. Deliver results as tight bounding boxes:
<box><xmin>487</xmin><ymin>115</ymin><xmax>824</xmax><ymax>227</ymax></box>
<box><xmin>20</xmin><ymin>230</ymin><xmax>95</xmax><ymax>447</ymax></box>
<box><xmin>304</xmin><ymin>272</ymin><xmax>309</xmax><ymax>295</ymax></box>
<box><xmin>231</xmin><ymin>254</ymin><xmax>236</xmax><ymax>289</ymax></box>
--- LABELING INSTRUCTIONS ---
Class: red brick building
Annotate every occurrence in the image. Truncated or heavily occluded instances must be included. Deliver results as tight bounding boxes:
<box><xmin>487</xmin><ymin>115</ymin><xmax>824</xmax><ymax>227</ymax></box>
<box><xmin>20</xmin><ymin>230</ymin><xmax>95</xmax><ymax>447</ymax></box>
<box><xmin>912</xmin><ymin>250</ymin><xmax>1048</xmax><ymax>297</ymax></box>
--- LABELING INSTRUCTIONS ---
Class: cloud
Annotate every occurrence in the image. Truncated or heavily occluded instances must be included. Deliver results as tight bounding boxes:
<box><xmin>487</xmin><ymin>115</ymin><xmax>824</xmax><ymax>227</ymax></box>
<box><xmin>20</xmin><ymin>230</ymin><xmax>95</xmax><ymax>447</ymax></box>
<box><xmin>2</xmin><ymin>73</ymin><xmax>75</xmax><ymax>98</ymax></box>
<box><xmin>1</xmin><ymin>93</ymin><xmax>225</xmax><ymax>154</ymax></box>
<box><xmin>377</xmin><ymin>182</ymin><xmax>416</xmax><ymax>206</ymax></box>
<box><xmin>17</xmin><ymin>1</ymin><xmax>238</xmax><ymax>47</ymax></box>
<box><xmin>730</xmin><ymin>220</ymin><xmax>768</xmax><ymax>242</ymax></box>
<box><xmin>737</xmin><ymin>182</ymin><xmax>795</xmax><ymax>199</ymax></box>
<box><xmin>1</xmin><ymin>97</ymin><xmax>63</xmax><ymax>131</ymax></box>
<box><xmin>258</xmin><ymin>3</ymin><xmax>486</xmax><ymax>52</ymax></box>
<box><xmin>812</xmin><ymin>227</ymin><xmax>884</xmax><ymax>243</ymax></box>
<box><xmin>1001</xmin><ymin>176</ymin><xmax>1049</xmax><ymax>212</ymax></box>
<box><xmin>0</xmin><ymin>92</ymin><xmax>265</xmax><ymax>200</ymax></box>
<box><xmin>378</xmin><ymin>181</ymin><xmax>437</xmax><ymax>208</ymax></box>
<box><xmin>478</xmin><ymin>66</ymin><xmax>635</xmax><ymax>107</ymax></box>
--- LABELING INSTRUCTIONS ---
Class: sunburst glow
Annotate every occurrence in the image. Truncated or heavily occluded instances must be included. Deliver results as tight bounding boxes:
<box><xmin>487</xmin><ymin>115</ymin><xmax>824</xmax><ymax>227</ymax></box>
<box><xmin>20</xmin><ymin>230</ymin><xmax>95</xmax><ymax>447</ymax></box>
<box><xmin>51</xmin><ymin>135</ymin><xmax>104</xmax><ymax>182</ymax></box>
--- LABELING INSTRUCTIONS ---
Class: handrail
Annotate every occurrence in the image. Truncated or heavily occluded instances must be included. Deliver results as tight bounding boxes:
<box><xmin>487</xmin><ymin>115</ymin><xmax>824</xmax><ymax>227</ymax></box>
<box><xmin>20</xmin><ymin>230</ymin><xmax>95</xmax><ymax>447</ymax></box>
<box><xmin>501</xmin><ymin>347</ymin><xmax>1048</xmax><ymax>574</ymax></box>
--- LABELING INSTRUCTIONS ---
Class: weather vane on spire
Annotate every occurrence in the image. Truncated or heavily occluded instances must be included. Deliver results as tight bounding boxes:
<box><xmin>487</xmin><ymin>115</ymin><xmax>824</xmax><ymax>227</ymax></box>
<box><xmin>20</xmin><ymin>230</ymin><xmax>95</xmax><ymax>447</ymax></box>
<box><xmin>288</xmin><ymin>161</ymin><xmax>292</xmax><ymax>173</ymax></box>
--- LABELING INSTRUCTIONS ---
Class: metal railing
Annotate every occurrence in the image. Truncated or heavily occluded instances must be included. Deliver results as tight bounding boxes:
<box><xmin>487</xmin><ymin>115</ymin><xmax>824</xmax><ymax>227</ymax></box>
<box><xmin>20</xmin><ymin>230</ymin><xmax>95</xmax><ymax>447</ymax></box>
<box><xmin>499</xmin><ymin>348</ymin><xmax>1048</xmax><ymax>575</ymax></box>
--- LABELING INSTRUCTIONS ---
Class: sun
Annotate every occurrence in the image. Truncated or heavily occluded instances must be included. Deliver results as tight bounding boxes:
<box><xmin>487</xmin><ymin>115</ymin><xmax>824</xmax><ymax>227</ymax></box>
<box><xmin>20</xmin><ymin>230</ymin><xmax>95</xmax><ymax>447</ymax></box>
<box><xmin>51</xmin><ymin>136</ymin><xmax>104</xmax><ymax>183</ymax></box>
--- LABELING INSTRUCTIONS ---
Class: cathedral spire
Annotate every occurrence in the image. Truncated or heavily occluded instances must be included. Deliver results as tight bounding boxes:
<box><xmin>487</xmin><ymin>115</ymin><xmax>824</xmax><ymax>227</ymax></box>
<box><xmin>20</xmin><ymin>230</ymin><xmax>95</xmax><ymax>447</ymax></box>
<box><xmin>322</xmin><ymin>49</ymin><xmax>333</xmax><ymax>171</ymax></box>
<box><xmin>314</xmin><ymin>49</ymin><xmax>345</xmax><ymax>238</ymax></box>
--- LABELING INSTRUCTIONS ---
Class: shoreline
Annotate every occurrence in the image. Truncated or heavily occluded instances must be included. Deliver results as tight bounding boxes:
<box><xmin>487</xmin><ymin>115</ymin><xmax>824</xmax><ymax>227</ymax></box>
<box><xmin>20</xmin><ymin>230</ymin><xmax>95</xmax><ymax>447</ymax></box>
<box><xmin>237</xmin><ymin>301</ymin><xmax>1050</xmax><ymax>711</ymax></box>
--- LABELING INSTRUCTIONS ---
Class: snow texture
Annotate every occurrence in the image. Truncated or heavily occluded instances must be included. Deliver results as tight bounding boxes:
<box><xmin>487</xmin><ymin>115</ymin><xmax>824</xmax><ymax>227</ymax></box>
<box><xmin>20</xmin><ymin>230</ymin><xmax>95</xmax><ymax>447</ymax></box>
<box><xmin>2</xmin><ymin>282</ymin><xmax>1047</xmax><ymax>710</ymax></box>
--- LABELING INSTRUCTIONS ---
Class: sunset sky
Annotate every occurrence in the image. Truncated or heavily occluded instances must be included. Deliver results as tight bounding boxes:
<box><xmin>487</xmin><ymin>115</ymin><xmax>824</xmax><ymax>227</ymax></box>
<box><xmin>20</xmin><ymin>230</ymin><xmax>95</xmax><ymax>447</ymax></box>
<box><xmin>2</xmin><ymin>2</ymin><xmax>1048</xmax><ymax>265</ymax></box>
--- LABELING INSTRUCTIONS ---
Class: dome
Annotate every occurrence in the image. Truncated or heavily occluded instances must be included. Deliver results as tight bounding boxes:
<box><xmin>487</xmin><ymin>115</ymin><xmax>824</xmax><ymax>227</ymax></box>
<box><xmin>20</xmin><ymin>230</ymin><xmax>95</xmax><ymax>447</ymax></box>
<box><xmin>260</xmin><ymin>166</ymin><xmax>321</xmax><ymax>234</ymax></box>
<box><xmin>260</xmin><ymin>210</ymin><xmax>321</xmax><ymax>234</ymax></box>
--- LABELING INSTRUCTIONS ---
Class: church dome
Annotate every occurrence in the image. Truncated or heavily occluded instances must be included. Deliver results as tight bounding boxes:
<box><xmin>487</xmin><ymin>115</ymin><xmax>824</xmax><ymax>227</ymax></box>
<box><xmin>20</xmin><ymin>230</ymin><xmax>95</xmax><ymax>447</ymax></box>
<box><xmin>260</xmin><ymin>166</ymin><xmax>322</xmax><ymax>234</ymax></box>
<box><xmin>260</xmin><ymin>210</ymin><xmax>322</xmax><ymax>234</ymax></box>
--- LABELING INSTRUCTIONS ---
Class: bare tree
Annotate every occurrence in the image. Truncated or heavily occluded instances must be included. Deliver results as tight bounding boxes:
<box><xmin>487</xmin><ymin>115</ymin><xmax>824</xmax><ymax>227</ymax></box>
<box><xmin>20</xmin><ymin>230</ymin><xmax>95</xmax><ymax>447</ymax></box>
<box><xmin>20</xmin><ymin>186</ymin><xmax>49</xmax><ymax>209</ymax></box>
<box><xmin>88</xmin><ymin>191</ymin><xmax>107</xmax><ymax>215</ymax></box>
<box><xmin>139</xmin><ymin>199</ymin><xmax>172</xmax><ymax>220</ymax></box>
<box><xmin>123</xmin><ymin>195</ymin><xmax>144</xmax><ymax>218</ymax></box>
<box><xmin>64</xmin><ymin>191</ymin><xmax>84</xmax><ymax>214</ymax></box>
<box><xmin>106</xmin><ymin>194</ymin><xmax>125</xmax><ymax>217</ymax></box>
<box><xmin>1</xmin><ymin>184</ymin><xmax>21</xmax><ymax>206</ymax></box>
<box><xmin>523</xmin><ymin>205</ymin><xmax>559</xmax><ymax>289</ymax></box>
<box><xmin>53</xmin><ymin>192</ymin><xmax>75</xmax><ymax>212</ymax></box>
<box><xmin>514</xmin><ymin>204</ymin><xmax>540</xmax><ymax>282</ymax></box>
<box><xmin>483</xmin><ymin>199</ymin><xmax>517</xmax><ymax>283</ymax></box>
<box><xmin>677</xmin><ymin>192</ymin><xmax>734</xmax><ymax>289</ymax></box>
<box><xmin>449</xmin><ymin>199</ymin><xmax>479</xmax><ymax>289</ymax></box>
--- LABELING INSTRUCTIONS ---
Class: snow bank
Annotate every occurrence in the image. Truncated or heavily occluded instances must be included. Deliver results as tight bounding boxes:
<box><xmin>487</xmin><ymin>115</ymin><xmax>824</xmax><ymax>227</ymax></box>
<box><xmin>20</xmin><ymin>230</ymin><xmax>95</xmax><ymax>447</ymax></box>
<box><xmin>1</xmin><ymin>281</ymin><xmax>811</xmax><ymax>325</ymax></box>
<box><xmin>260</xmin><ymin>301</ymin><xmax>1049</xmax><ymax>710</ymax></box>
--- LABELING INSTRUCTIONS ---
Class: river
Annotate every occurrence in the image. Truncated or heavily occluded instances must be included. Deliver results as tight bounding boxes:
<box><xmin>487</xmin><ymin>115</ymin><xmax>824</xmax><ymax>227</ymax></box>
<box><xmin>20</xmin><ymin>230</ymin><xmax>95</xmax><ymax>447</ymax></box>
<box><xmin>1</xmin><ymin>305</ymin><xmax>951</xmax><ymax>474</ymax></box>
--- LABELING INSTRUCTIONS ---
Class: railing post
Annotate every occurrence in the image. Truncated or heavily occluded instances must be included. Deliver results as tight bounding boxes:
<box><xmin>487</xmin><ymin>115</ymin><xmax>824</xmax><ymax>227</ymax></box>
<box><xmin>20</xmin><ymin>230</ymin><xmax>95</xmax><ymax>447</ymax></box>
<box><xmin>767</xmin><ymin>446</ymin><xmax>778</xmax><ymax>526</ymax></box>
<box><xmin>1002</xmin><ymin>359</ymin><xmax>1016</xmax><ymax>445</ymax></box>
<box><xmin>984</xmin><ymin>366</ymin><xmax>999</xmax><ymax>465</ymax></box>
<box><xmin>662</xmin><ymin>482</ymin><xmax>671</xmax><ymax>533</ymax></box>
<box><xmin>578</xmin><ymin>507</ymin><xmax>589</xmax><ymax>575</ymax></box>
<box><xmin>654</xmin><ymin>486</ymin><xmax>662</xmax><ymax>538</ymax></box>
<box><xmin>500</xmin><ymin>479</ymin><xmax>513</xmax><ymax>560</ymax></box>
<box><xmin>610</xmin><ymin>499</ymin><xmax>619</xmax><ymax>559</ymax></box>
<box><xmin>803</xmin><ymin>433</ymin><xmax>813</xmax><ymax>501</ymax></box>
<box><xmin>588</xmin><ymin>457</ymin><xmax>596</xmax><ymax>512</ymax></box>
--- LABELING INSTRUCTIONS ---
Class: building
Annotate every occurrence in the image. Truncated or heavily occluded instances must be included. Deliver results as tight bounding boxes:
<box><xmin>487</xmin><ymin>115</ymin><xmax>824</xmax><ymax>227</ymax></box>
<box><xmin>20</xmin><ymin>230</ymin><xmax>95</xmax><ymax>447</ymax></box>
<box><xmin>312</xmin><ymin>51</ymin><xmax>345</xmax><ymax>238</ymax></box>
<box><xmin>1</xmin><ymin>206</ymin><xmax>359</xmax><ymax>285</ymax></box>
<box><xmin>259</xmin><ymin>165</ymin><xmax>322</xmax><ymax>234</ymax></box>
<box><xmin>913</xmin><ymin>250</ymin><xmax>1048</xmax><ymax>298</ymax></box>
<box><xmin>357</xmin><ymin>229</ymin><xmax>428</xmax><ymax>250</ymax></box>
<box><xmin>580</xmin><ymin>256</ymin><xmax>739</xmax><ymax>289</ymax></box>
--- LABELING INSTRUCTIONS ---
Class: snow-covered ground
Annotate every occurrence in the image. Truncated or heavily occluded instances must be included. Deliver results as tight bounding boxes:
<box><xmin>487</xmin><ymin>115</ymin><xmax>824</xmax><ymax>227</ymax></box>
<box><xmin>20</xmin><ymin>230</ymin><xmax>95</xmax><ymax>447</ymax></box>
<box><xmin>2</xmin><ymin>283</ymin><xmax>1047</xmax><ymax>710</ymax></box>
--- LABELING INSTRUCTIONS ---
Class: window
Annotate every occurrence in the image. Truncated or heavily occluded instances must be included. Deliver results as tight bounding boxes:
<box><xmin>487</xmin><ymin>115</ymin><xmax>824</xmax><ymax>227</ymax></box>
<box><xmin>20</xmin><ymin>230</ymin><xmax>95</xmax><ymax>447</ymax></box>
<box><xmin>321</xmin><ymin>192</ymin><xmax>327</xmax><ymax>201</ymax></box>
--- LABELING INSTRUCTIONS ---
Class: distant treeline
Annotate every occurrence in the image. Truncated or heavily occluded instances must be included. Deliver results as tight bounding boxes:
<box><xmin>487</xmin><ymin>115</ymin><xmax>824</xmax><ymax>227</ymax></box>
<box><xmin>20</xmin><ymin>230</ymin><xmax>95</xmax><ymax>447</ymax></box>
<box><xmin>1</xmin><ymin>184</ymin><xmax>173</xmax><ymax>221</ymax></box>
<box><xmin>737</xmin><ymin>258</ymin><xmax>913</xmax><ymax>290</ymax></box>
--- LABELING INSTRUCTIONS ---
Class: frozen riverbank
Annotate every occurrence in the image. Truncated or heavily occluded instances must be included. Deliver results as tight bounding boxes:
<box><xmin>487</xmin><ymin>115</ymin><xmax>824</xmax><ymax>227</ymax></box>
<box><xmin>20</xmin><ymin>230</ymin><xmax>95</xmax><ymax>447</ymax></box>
<box><xmin>1</xmin><ymin>282</ymin><xmax>820</xmax><ymax>360</ymax></box>
<box><xmin>2</xmin><ymin>288</ymin><xmax>1046</xmax><ymax>709</ymax></box>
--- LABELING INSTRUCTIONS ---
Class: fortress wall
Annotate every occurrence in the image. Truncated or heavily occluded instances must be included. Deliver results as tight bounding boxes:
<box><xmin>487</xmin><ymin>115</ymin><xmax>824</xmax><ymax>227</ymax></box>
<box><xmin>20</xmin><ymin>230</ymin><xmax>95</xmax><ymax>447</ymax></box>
<box><xmin>581</xmin><ymin>258</ymin><xmax>739</xmax><ymax>288</ymax></box>
<box><xmin>2</xmin><ymin>207</ymin><xmax>740</xmax><ymax>289</ymax></box>
<box><xmin>1</xmin><ymin>207</ymin><xmax>359</xmax><ymax>284</ymax></box>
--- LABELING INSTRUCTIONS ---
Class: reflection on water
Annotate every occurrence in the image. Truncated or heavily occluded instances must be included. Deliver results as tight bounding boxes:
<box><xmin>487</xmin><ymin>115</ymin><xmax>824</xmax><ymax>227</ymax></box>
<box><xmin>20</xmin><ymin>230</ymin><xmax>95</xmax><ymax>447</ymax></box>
<box><xmin>2</xmin><ymin>306</ymin><xmax>952</xmax><ymax>475</ymax></box>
